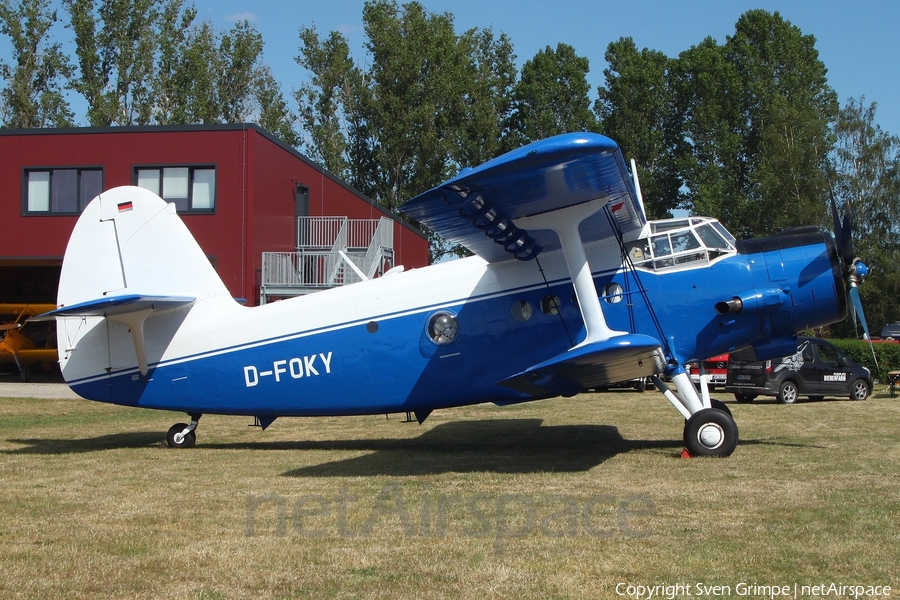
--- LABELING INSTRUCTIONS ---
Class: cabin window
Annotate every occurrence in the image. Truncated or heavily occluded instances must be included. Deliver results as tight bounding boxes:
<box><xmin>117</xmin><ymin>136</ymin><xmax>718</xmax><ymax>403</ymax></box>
<box><xmin>134</xmin><ymin>166</ymin><xmax>216</xmax><ymax>213</ymax></box>
<box><xmin>23</xmin><ymin>168</ymin><xmax>103</xmax><ymax>215</ymax></box>
<box><xmin>540</xmin><ymin>295</ymin><xmax>561</xmax><ymax>315</ymax></box>
<box><xmin>602</xmin><ymin>283</ymin><xmax>624</xmax><ymax>304</ymax></box>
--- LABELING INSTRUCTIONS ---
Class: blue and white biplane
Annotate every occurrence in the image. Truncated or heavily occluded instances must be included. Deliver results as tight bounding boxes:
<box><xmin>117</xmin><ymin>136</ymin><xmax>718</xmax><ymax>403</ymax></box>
<box><xmin>37</xmin><ymin>133</ymin><xmax>864</xmax><ymax>456</ymax></box>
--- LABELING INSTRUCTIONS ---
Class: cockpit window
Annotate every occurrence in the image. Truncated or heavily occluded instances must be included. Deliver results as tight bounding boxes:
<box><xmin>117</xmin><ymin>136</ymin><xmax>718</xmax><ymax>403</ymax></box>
<box><xmin>651</xmin><ymin>234</ymin><xmax>672</xmax><ymax>257</ymax></box>
<box><xmin>711</xmin><ymin>221</ymin><xmax>736</xmax><ymax>245</ymax></box>
<box><xmin>695</xmin><ymin>224</ymin><xmax>731</xmax><ymax>250</ymax></box>
<box><xmin>670</xmin><ymin>230</ymin><xmax>701</xmax><ymax>253</ymax></box>
<box><xmin>627</xmin><ymin>217</ymin><xmax>737</xmax><ymax>272</ymax></box>
<box><xmin>651</xmin><ymin>220</ymin><xmax>690</xmax><ymax>234</ymax></box>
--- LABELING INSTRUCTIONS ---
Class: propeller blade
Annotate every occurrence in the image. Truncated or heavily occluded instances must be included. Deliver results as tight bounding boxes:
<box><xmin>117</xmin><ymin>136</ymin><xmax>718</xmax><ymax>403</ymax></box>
<box><xmin>841</xmin><ymin>202</ymin><xmax>854</xmax><ymax>267</ymax></box>
<box><xmin>829</xmin><ymin>190</ymin><xmax>854</xmax><ymax>268</ymax></box>
<box><xmin>848</xmin><ymin>286</ymin><xmax>869</xmax><ymax>337</ymax></box>
<box><xmin>830</xmin><ymin>190</ymin><xmax>843</xmax><ymax>253</ymax></box>
<box><xmin>849</xmin><ymin>284</ymin><xmax>879</xmax><ymax>372</ymax></box>
<box><xmin>831</xmin><ymin>192</ymin><xmax>876</xmax><ymax>367</ymax></box>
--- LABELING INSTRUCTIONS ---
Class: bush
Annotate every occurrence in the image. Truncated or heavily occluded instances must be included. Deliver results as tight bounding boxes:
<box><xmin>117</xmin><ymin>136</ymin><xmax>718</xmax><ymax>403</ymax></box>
<box><xmin>830</xmin><ymin>339</ymin><xmax>900</xmax><ymax>383</ymax></box>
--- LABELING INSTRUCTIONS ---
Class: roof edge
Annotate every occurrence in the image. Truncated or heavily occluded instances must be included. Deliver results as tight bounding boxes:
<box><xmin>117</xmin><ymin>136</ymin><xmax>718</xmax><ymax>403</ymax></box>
<box><xmin>0</xmin><ymin>123</ymin><xmax>427</xmax><ymax>240</ymax></box>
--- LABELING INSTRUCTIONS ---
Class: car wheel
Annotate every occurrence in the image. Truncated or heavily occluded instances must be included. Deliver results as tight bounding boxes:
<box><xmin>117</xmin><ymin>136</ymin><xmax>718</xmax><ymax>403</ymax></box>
<box><xmin>850</xmin><ymin>379</ymin><xmax>870</xmax><ymax>401</ymax></box>
<box><xmin>777</xmin><ymin>380</ymin><xmax>799</xmax><ymax>404</ymax></box>
<box><xmin>734</xmin><ymin>393</ymin><xmax>757</xmax><ymax>403</ymax></box>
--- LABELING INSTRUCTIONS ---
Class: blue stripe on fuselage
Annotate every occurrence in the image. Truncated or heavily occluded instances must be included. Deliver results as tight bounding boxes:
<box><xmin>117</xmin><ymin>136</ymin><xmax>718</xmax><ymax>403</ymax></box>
<box><xmin>68</xmin><ymin>240</ymin><xmax>841</xmax><ymax>416</ymax></box>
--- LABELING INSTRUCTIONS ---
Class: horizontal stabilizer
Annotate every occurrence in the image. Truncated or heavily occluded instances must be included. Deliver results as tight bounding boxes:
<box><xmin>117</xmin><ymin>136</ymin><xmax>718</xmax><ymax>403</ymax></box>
<box><xmin>34</xmin><ymin>294</ymin><xmax>195</xmax><ymax>377</ymax></box>
<box><xmin>33</xmin><ymin>294</ymin><xmax>195</xmax><ymax>320</ymax></box>
<box><xmin>499</xmin><ymin>334</ymin><xmax>665</xmax><ymax>398</ymax></box>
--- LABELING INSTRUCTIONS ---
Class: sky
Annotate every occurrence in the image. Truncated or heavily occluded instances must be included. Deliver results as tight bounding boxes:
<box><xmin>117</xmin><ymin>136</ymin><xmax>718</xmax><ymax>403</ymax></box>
<box><xmin>183</xmin><ymin>0</ymin><xmax>900</xmax><ymax>137</ymax></box>
<box><xmin>1</xmin><ymin>1</ymin><xmax>897</xmax><ymax>135</ymax></box>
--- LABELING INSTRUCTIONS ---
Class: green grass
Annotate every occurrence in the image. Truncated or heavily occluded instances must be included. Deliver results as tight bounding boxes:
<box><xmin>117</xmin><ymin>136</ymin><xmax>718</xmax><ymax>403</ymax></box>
<box><xmin>1</xmin><ymin>387</ymin><xmax>899</xmax><ymax>599</ymax></box>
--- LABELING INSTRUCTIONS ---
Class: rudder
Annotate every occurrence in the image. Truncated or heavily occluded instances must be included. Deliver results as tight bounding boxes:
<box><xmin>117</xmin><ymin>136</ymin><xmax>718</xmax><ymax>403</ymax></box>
<box><xmin>57</xmin><ymin>186</ymin><xmax>230</xmax><ymax>308</ymax></box>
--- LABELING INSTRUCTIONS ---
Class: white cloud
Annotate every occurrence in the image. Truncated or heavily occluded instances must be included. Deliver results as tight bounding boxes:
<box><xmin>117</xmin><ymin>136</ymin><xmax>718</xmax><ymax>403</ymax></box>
<box><xmin>226</xmin><ymin>11</ymin><xmax>259</xmax><ymax>22</ymax></box>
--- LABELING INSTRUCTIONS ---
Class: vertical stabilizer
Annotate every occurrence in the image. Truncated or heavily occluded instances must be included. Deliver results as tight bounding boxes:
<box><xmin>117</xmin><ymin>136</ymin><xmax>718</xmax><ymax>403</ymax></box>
<box><xmin>58</xmin><ymin>186</ymin><xmax>230</xmax><ymax>308</ymax></box>
<box><xmin>54</xmin><ymin>186</ymin><xmax>235</xmax><ymax>387</ymax></box>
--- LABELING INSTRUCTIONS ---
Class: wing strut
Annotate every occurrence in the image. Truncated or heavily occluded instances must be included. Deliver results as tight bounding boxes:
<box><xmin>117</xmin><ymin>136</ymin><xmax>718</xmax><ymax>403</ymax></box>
<box><xmin>516</xmin><ymin>198</ymin><xmax>625</xmax><ymax>345</ymax></box>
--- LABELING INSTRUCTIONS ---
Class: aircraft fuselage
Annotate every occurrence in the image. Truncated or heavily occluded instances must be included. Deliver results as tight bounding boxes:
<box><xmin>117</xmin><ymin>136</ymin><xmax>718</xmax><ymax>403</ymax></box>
<box><xmin>59</xmin><ymin>223</ymin><xmax>844</xmax><ymax>420</ymax></box>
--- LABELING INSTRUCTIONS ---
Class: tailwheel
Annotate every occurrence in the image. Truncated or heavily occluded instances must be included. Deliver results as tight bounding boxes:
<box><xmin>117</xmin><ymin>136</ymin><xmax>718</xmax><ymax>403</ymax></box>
<box><xmin>166</xmin><ymin>415</ymin><xmax>201</xmax><ymax>448</ymax></box>
<box><xmin>683</xmin><ymin>408</ymin><xmax>738</xmax><ymax>457</ymax></box>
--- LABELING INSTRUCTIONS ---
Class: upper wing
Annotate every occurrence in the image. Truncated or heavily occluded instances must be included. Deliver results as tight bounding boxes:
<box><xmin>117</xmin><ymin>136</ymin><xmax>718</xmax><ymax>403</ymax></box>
<box><xmin>400</xmin><ymin>132</ymin><xmax>647</xmax><ymax>263</ymax></box>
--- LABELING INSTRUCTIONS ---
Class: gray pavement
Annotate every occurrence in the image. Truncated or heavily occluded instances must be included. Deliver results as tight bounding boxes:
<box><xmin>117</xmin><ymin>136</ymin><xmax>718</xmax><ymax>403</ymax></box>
<box><xmin>0</xmin><ymin>380</ymin><xmax>80</xmax><ymax>399</ymax></box>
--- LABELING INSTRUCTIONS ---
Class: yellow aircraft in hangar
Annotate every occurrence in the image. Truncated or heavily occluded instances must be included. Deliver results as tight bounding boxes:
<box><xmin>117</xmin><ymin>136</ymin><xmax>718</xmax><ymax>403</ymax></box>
<box><xmin>0</xmin><ymin>303</ymin><xmax>58</xmax><ymax>381</ymax></box>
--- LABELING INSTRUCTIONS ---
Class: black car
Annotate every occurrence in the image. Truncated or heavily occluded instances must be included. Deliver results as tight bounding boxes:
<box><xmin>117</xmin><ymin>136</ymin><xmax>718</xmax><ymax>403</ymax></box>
<box><xmin>724</xmin><ymin>337</ymin><xmax>871</xmax><ymax>404</ymax></box>
<box><xmin>881</xmin><ymin>323</ymin><xmax>900</xmax><ymax>341</ymax></box>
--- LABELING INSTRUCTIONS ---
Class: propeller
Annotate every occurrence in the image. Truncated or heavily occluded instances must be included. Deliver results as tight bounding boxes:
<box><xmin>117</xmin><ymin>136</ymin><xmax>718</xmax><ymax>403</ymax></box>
<box><xmin>830</xmin><ymin>191</ymin><xmax>878</xmax><ymax>370</ymax></box>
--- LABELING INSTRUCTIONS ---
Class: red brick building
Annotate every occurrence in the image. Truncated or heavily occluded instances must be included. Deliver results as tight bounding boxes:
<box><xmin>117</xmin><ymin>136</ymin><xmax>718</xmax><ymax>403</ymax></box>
<box><xmin>0</xmin><ymin>124</ymin><xmax>429</xmax><ymax>306</ymax></box>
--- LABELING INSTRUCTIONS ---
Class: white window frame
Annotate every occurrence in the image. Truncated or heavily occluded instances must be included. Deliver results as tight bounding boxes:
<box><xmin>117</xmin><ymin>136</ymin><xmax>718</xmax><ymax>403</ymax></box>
<box><xmin>134</xmin><ymin>165</ymin><xmax>217</xmax><ymax>213</ymax></box>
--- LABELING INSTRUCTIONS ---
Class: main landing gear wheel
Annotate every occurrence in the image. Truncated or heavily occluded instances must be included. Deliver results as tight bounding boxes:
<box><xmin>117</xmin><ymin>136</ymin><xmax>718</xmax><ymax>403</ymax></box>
<box><xmin>710</xmin><ymin>399</ymin><xmax>732</xmax><ymax>417</ymax></box>
<box><xmin>683</xmin><ymin>408</ymin><xmax>738</xmax><ymax>457</ymax></box>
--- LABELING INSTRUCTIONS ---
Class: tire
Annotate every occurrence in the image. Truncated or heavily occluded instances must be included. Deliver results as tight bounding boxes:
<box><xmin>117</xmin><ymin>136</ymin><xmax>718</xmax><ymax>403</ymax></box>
<box><xmin>634</xmin><ymin>378</ymin><xmax>647</xmax><ymax>393</ymax></box>
<box><xmin>734</xmin><ymin>393</ymin><xmax>757</xmax><ymax>403</ymax></box>
<box><xmin>850</xmin><ymin>379</ymin><xmax>870</xmax><ymax>401</ymax></box>
<box><xmin>166</xmin><ymin>423</ymin><xmax>196</xmax><ymax>448</ymax></box>
<box><xmin>710</xmin><ymin>399</ymin><xmax>732</xmax><ymax>417</ymax></box>
<box><xmin>777</xmin><ymin>380</ymin><xmax>799</xmax><ymax>404</ymax></box>
<box><xmin>808</xmin><ymin>395</ymin><xmax>825</xmax><ymax>402</ymax></box>
<box><xmin>683</xmin><ymin>408</ymin><xmax>739</xmax><ymax>457</ymax></box>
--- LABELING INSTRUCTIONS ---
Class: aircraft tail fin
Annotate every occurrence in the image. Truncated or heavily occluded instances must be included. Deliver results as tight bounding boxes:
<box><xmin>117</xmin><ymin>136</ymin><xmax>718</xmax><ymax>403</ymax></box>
<box><xmin>56</xmin><ymin>186</ymin><xmax>231</xmax><ymax>309</ymax></box>
<box><xmin>53</xmin><ymin>186</ymin><xmax>234</xmax><ymax>378</ymax></box>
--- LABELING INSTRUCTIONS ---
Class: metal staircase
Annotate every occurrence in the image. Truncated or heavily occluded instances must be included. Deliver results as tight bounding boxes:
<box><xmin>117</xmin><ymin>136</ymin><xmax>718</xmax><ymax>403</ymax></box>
<box><xmin>260</xmin><ymin>216</ymin><xmax>394</xmax><ymax>304</ymax></box>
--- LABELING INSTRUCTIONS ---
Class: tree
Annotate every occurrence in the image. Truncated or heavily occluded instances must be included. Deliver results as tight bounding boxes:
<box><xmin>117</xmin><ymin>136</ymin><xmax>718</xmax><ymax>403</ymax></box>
<box><xmin>505</xmin><ymin>42</ymin><xmax>596</xmax><ymax>149</ymax></box>
<box><xmin>0</xmin><ymin>0</ymin><xmax>73</xmax><ymax>127</ymax></box>
<box><xmin>294</xmin><ymin>25</ymin><xmax>358</xmax><ymax>176</ymax></box>
<box><xmin>296</xmin><ymin>1</ymin><xmax>517</xmax><ymax>261</ymax></box>
<box><xmin>670</xmin><ymin>36</ymin><xmax>746</xmax><ymax>228</ymax></box>
<box><xmin>255</xmin><ymin>65</ymin><xmax>299</xmax><ymax>148</ymax></box>
<box><xmin>596</xmin><ymin>37</ymin><xmax>681</xmax><ymax>218</ymax></box>
<box><xmin>218</xmin><ymin>20</ymin><xmax>263</xmax><ymax>123</ymax></box>
<box><xmin>727</xmin><ymin>10</ymin><xmax>836</xmax><ymax>235</ymax></box>
<box><xmin>360</xmin><ymin>0</ymin><xmax>472</xmax><ymax>210</ymax></box>
<box><xmin>153</xmin><ymin>0</ymin><xmax>202</xmax><ymax>124</ymax></box>
<box><xmin>830</xmin><ymin>97</ymin><xmax>900</xmax><ymax>336</ymax></box>
<box><xmin>63</xmin><ymin>0</ymin><xmax>160</xmax><ymax>126</ymax></box>
<box><xmin>451</xmin><ymin>26</ymin><xmax>516</xmax><ymax>167</ymax></box>
<box><xmin>59</xmin><ymin>0</ymin><xmax>294</xmax><ymax>138</ymax></box>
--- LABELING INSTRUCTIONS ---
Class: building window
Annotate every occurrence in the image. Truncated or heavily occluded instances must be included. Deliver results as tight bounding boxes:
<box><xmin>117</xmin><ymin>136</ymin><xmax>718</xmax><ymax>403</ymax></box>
<box><xmin>135</xmin><ymin>166</ymin><xmax>216</xmax><ymax>213</ymax></box>
<box><xmin>23</xmin><ymin>168</ymin><xmax>103</xmax><ymax>214</ymax></box>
